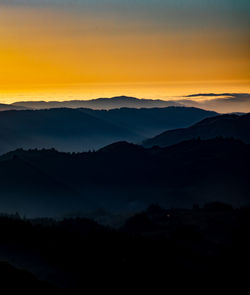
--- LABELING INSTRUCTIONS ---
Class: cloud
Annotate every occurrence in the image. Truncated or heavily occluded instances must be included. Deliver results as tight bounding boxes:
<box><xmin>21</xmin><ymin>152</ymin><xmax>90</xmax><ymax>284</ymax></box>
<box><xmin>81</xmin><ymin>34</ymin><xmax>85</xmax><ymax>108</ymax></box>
<box><xmin>185</xmin><ymin>93</ymin><xmax>240</xmax><ymax>98</ymax></box>
<box><xmin>181</xmin><ymin>93</ymin><xmax>250</xmax><ymax>113</ymax></box>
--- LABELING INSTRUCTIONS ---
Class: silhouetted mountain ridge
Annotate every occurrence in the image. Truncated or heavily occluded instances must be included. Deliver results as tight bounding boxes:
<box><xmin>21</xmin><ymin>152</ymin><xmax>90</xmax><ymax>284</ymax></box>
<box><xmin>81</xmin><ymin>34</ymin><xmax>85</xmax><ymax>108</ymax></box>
<box><xmin>2</xmin><ymin>93</ymin><xmax>250</xmax><ymax>113</ymax></box>
<box><xmin>0</xmin><ymin>103</ymin><xmax>27</xmax><ymax>111</ymax></box>
<box><xmin>0</xmin><ymin>137</ymin><xmax>249</xmax><ymax>216</ymax></box>
<box><xmin>0</xmin><ymin>106</ymin><xmax>216</xmax><ymax>154</ymax></box>
<box><xmin>11</xmin><ymin>96</ymin><xmax>182</xmax><ymax>110</ymax></box>
<box><xmin>143</xmin><ymin>113</ymin><xmax>250</xmax><ymax>147</ymax></box>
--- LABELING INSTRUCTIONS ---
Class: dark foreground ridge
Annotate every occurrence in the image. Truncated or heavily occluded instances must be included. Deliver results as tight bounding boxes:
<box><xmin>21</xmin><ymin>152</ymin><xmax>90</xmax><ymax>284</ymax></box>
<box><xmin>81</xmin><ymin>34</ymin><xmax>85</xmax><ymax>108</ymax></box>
<box><xmin>0</xmin><ymin>204</ymin><xmax>249</xmax><ymax>293</ymax></box>
<box><xmin>0</xmin><ymin>262</ymin><xmax>59</xmax><ymax>294</ymax></box>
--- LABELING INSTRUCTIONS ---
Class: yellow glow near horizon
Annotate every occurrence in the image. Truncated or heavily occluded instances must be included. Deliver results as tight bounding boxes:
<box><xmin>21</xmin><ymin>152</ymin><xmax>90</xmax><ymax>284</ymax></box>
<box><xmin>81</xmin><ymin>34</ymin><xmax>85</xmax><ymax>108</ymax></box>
<box><xmin>0</xmin><ymin>6</ymin><xmax>249</xmax><ymax>103</ymax></box>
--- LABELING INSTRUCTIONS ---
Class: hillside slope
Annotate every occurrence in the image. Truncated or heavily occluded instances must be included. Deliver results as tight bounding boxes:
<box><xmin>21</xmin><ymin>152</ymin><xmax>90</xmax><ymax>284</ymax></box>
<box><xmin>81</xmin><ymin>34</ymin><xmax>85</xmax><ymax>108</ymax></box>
<box><xmin>0</xmin><ymin>107</ymin><xmax>216</xmax><ymax>154</ymax></box>
<box><xmin>0</xmin><ymin>138</ymin><xmax>249</xmax><ymax>216</ymax></box>
<box><xmin>143</xmin><ymin>113</ymin><xmax>250</xmax><ymax>147</ymax></box>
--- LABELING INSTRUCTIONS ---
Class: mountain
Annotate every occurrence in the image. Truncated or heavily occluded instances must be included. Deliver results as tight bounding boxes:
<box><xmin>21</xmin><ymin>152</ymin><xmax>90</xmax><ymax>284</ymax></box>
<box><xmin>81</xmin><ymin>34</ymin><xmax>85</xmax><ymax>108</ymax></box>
<box><xmin>143</xmin><ymin>113</ymin><xmax>250</xmax><ymax>147</ymax></box>
<box><xmin>0</xmin><ymin>108</ymin><xmax>139</xmax><ymax>155</ymax></box>
<box><xmin>0</xmin><ymin>107</ymin><xmax>216</xmax><ymax>154</ymax></box>
<box><xmin>0</xmin><ymin>138</ymin><xmax>249</xmax><ymax>217</ymax></box>
<box><xmin>79</xmin><ymin>106</ymin><xmax>216</xmax><ymax>137</ymax></box>
<box><xmin>5</xmin><ymin>93</ymin><xmax>250</xmax><ymax>113</ymax></box>
<box><xmin>11</xmin><ymin>96</ymin><xmax>181</xmax><ymax>110</ymax></box>
<box><xmin>0</xmin><ymin>103</ymin><xmax>27</xmax><ymax>111</ymax></box>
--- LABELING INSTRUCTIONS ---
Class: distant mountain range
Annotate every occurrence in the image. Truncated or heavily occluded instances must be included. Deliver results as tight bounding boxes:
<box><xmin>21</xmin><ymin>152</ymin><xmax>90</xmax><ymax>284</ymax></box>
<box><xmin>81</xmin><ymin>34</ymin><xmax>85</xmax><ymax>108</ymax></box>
<box><xmin>0</xmin><ymin>103</ymin><xmax>27</xmax><ymax>111</ymax></box>
<box><xmin>143</xmin><ymin>113</ymin><xmax>250</xmax><ymax>147</ymax></box>
<box><xmin>0</xmin><ymin>107</ymin><xmax>216</xmax><ymax>154</ymax></box>
<box><xmin>1</xmin><ymin>93</ymin><xmax>249</xmax><ymax>113</ymax></box>
<box><xmin>10</xmin><ymin>96</ymin><xmax>181</xmax><ymax>110</ymax></box>
<box><xmin>0</xmin><ymin>138</ymin><xmax>249</xmax><ymax>216</ymax></box>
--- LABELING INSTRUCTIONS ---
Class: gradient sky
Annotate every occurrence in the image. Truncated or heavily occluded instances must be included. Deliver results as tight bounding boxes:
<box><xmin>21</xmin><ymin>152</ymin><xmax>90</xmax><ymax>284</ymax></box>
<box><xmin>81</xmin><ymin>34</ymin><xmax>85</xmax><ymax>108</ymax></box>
<box><xmin>0</xmin><ymin>0</ymin><xmax>249</xmax><ymax>103</ymax></box>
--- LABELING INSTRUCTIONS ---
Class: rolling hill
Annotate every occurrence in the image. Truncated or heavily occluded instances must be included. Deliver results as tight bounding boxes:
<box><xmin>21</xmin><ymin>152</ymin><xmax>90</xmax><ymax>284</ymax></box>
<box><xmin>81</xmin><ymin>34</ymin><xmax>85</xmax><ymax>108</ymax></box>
<box><xmin>0</xmin><ymin>107</ymin><xmax>216</xmax><ymax>154</ymax></box>
<box><xmin>0</xmin><ymin>138</ymin><xmax>249</xmax><ymax>217</ymax></box>
<box><xmin>143</xmin><ymin>113</ymin><xmax>250</xmax><ymax>147</ymax></box>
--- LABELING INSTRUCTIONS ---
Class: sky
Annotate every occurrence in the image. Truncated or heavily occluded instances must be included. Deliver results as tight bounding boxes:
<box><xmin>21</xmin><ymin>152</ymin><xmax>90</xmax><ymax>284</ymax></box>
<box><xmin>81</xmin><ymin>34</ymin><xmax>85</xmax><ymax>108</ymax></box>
<box><xmin>0</xmin><ymin>0</ymin><xmax>249</xmax><ymax>103</ymax></box>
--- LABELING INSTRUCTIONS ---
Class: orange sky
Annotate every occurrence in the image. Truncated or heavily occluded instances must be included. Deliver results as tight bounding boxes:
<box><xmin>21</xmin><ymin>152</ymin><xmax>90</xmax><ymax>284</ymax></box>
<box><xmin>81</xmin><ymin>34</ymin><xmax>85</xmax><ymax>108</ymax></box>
<box><xmin>0</xmin><ymin>3</ymin><xmax>249</xmax><ymax>103</ymax></box>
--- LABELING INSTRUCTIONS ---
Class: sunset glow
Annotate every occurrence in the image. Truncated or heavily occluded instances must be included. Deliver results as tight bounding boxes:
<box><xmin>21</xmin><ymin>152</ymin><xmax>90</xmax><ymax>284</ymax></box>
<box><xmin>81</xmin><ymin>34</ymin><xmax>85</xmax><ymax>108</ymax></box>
<box><xmin>0</xmin><ymin>1</ymin><xmax>249</xmax><ymax>103</ymax></box>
